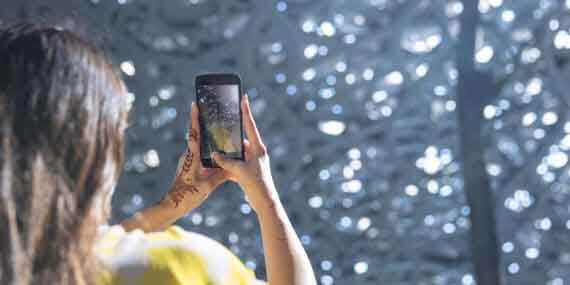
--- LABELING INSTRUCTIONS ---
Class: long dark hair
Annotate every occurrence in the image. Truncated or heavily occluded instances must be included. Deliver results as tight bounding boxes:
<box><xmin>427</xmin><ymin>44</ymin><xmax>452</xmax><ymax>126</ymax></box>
<box><xmin>0</xmin><ymin>24</ymin><xmax>128</xmax><ymax>284</ymax></box>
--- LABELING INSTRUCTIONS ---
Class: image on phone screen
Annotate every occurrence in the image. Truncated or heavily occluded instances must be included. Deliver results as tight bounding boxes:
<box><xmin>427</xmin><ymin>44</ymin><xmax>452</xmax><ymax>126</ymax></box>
<box><xmin>197</xmin><ymin>84</ymin><xmax>242</xmax><ymax>162</ymax></box>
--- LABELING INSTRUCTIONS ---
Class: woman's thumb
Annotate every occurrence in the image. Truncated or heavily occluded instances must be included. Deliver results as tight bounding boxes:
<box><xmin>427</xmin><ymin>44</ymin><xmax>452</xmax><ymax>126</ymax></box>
<box><xmin>212</xmin><ymin>152</ymin><xmax>236</xmax><ymax>170</ymax></box>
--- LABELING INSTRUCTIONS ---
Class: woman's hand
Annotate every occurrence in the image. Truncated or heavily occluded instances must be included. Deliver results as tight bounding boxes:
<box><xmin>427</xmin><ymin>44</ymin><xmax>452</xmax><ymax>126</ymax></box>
<box><xmin>121</xmin><ymin>103</ymin><xmax>226</xmax><ymax>232</ymax></box>
<box><xmin>161</xmin><ymin>103</ymin><xmax>226</xmax><ymax>214</ymax></box>
<box><xmin>212</xmin><ymin>95</ymin><xmax>278</xmax><ymax>215</ymax></box>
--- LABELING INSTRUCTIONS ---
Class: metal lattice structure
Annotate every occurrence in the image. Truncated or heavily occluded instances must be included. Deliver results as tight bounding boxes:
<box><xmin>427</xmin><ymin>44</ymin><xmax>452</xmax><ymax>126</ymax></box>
<box><xmin>2</xmin><ymin>0</ymin><xmax>570</xmax><ymax>284</ymax></box>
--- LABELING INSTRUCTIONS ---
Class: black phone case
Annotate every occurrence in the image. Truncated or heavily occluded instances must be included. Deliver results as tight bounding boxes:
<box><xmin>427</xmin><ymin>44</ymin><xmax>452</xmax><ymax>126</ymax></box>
<box><xmin>195</xmin><ymin>73</ymin><xmax>245</xmax><ymax>168</ymax></box>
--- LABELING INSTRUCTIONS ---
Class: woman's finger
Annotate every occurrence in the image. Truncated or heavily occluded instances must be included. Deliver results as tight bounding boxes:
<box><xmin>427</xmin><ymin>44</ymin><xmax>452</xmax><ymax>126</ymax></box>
<box><xmin>243</xmin><ymin>139</ymin><xmax>252</xmax><ymax>162</ymax></box>
<box><xmin>180</xmin><ymin>149</ymin><xmax>194</xmax><ymax>184</ymax></box>
<box><xmin>241</xmin><ymin>95</ymin><xmax>264</xmax><ymax>151</ymax></box>
<box><xmin>212</xmin><ymin>152</ymin><xmax>242</xmax><ymax>172</ymax></box>
<box><xmin>199</xmin><ymin>167</ymin><xmax>217</xmax><ymax>177</ymax></box>
<box><xmin>187</xmin><ymin>102</ymin><xmax>201</xmax><ymax>174</ymax></box>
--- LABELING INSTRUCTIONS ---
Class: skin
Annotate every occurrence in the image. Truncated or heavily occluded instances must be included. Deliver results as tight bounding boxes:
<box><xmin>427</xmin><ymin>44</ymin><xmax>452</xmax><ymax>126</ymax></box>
<box><xmin>120</xmin><ymin>103</ymin><xmax>226</xmax><ymax>232</ymax></box>
<box><xmin>120</xmin><ymin>96</ymin><xmax>317</xmax><ymax>285</ymax></box>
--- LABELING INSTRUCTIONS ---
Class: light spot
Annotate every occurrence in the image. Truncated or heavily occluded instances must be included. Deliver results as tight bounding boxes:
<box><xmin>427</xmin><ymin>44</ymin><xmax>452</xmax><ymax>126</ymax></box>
<box><xmin>336</xmin><ymin>61</ymin><xmax>347</xmax><ymax>72</ymax></box>
<box><xmin>384</xmin><ymin>71</ymin><xmax>404</xmax><ymax>85</ymax></box>
<box><xmin>547</xmin><ymin>152</ymin><xmax>568</xmax><ymax>168</ymax></box>
<box><xmin>502</xmin><ymin>242</ymin><xmax>514</xmax><ymax>253</ymax></box>
<box><xmin>120</xmin><ymin>61</ymin><xmax>136</xmax><ymax>76</ymax></box>
<box><xmin>308</xmin><ymin>196</ymin><xmax>323</xmax><ymax>208</ymax></box>
<box><xmin>525</xmin><ymin>248</ymin><xmax>539</xmax><ymax>259</ymax></box>
<box><xmin>363</xmin><ymin>68</ymin><xmax>374</xmax><ymax>80</ymax></box>
<box><xmin>354</xmin><ymin>261</ymin><xmax>368</xmax><ymax>274</ymax></box>
<box><xmin>357</xmin><ymin>217</ymin><xmax>371</xmax><ymax>231</ymax></box>
<box><xmin>304</xmin><ymin>44</ymin><xmax>318</xmax><ymax>59</ymax></box>
<box><xmin>475</xmin><ymin>45</ymin><xmax>494</xmax><ymax>63</ymax></box>
<box><xmin>372</xmin><ymin>90</ymin><xmax>388</xmax><ymax>103</ymax></box>
<box><xmin>501</xmin><ymin>10</ymin><xmax>515</xmax><ymax>22</ymax></box>
<box><xmin>405</xmin><ymin>185</ymin><xmax>419</xmax><ymax>196</ymax></box>
<box><xmin>342</xmin><ymin>179</ymin><xmax>362</xmax><ymax>193</ymax></box>
<box><xmin>320</xmin><ymin>21</ymin><xmax>336</xmax><ymax>37</ymax></box>
<box><xmin>522</xmin><ymin>112</ymin><xmax>537</xmax><ymax>126</ymax></box>
<box><xmin>302</xmin><ymin>68</ymin><xmax>316</xmax><ymax>81</ymax></box>
<box><xmin>542</xmin><ymin>112</ymin><xmax>558</xmax><ymax>126</ymax></box>
<box><xmin>483</xmin><ymin>105</ymin><xmax>497</xmax><ymax>119</ymax></box>
<box><xmin>143</xmin><ymin>150</ymin><xmax>160</xmax><ymax>168</ymax></box>
<box><xmin>302</xmin><ymin>20</ymin><xmax>316</xmax><ymax>33</ymax></box>
<box><xmin>319</xmin><ymin>120</ymin><xmax>346</xmax><ymax>135</ymax></box>
<box><xmin>415</xmin><ymin>63</ymin><xmax>429</xmax><ymax>77</ymax></box>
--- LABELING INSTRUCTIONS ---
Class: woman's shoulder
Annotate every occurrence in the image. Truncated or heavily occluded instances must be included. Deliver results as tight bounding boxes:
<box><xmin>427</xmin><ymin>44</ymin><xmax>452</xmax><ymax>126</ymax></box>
<box><xmin>95</xmin><ymin>225</ymin><xmax>260</xmax><ymax>285</ymax></box>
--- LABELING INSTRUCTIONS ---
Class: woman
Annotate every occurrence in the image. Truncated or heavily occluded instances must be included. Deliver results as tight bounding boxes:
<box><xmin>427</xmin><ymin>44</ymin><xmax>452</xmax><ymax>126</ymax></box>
<box><xmin>0</xmin><ymin>24</ymin><xmax>316</xmax><ymax>285</ymax></box>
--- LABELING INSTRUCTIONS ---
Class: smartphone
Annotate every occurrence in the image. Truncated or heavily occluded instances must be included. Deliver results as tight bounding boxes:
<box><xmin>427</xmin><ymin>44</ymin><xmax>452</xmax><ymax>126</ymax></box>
<box><xmin>195</xmin><ymin>73</ymin><xmax>245</xmax><ymax>168</ymax></box>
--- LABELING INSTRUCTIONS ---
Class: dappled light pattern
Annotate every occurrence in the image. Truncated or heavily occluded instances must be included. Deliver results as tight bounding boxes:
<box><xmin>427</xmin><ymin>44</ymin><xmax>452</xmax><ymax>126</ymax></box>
<box><xmin>2</xmin><ymin>0</ymin><xmax>569</xmax><ymax>284</ymax></box>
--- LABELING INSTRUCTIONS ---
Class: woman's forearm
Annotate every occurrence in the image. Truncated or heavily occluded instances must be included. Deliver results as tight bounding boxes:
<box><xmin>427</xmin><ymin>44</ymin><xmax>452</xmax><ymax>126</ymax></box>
<box><xmin>256</xmin><ymin>186</ymin><xmax>316</xmax><ymax>285</ymax></box>
<box><xmin>120</xmin><ymin>199</ymin><xmax>183</xmax><ymax>232</ymax></box>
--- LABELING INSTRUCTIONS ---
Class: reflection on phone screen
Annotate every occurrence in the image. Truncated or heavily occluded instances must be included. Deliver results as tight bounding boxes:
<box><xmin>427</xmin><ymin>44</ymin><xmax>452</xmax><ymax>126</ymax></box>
<box><xmin>197</xmin><ymin>84</ymin><xmax>242</xmax><ymax>159</ymax></box>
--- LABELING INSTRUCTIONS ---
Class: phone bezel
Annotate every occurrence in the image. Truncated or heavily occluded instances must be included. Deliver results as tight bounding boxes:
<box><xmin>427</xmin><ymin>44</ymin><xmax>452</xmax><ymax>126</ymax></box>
<box><xmin>195</xmin><ymin>73</ymin><xmax>245</xmax><ymax>168</ymax></box>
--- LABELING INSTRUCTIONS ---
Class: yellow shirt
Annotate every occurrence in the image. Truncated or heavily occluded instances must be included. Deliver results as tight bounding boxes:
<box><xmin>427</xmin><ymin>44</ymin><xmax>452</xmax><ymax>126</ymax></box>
<box><xmin>95</xmin><ymin>225</ymin><xmax>263</xmax><ymax>285</ymax></box>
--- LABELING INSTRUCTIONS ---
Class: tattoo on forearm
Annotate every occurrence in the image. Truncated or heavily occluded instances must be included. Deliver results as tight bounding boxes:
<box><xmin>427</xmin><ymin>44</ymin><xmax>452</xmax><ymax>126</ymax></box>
<box><xmin>182</xmin><ymin>150</ymin><xmax>193</xmax><ymax>172</ymax></box>
<box><xmin>189</xmin><ymin>128</ymin><xmax>198</xmax><ymax>142</ymax></box>
<box><xmin>171</xmin><ymin>183</ymin><xmax>200</xmax><ymax>208</ymax></box>
<box><xmin>170</xmin><ymin>132</ymin><xmax>200</xmax><ymax>208</ymax></box>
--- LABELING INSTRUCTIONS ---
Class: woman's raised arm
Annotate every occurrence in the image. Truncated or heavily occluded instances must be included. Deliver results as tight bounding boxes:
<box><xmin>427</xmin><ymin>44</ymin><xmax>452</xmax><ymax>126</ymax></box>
<box><xmin>213</xmin><ymin>95</ymin><xmax>317</xmax><ymax>285</ymax></box>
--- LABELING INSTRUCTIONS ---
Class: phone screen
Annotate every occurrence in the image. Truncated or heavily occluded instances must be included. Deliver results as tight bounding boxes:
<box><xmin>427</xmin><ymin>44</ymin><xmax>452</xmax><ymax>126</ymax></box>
<box><xmin>196</xmin><ymin>83</ymin><xmax>243</xmax><ymax>166</ymax></box>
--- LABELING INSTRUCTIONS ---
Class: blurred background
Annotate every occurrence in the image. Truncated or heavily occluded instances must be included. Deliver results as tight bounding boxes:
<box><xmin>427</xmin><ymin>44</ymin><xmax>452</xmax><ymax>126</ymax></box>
<box><xmin>2</xmin><ymin>0</ymin><xmax>570</xmax><ymax>284</ymax></box>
